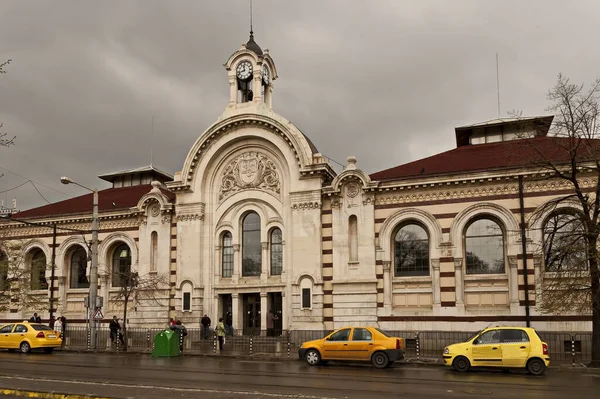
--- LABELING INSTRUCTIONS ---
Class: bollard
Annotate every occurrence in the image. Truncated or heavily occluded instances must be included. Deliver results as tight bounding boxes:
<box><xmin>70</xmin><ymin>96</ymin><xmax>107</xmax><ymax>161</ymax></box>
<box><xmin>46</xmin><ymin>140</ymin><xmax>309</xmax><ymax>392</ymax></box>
<box><xmin>116</xmin><ymin>335</ymin><xmax>120</xmax><ymax>353</ymax></box>
<box><xmin>571</xmin><ymin>335</ymin><xmax>576</xmax><ymax>366</ymax></box>
<box><xmin>147</xmin><ymin>330</ymin><xmax>151</xmax><ymax>350</ymax></box>
<box><xmin>213</xmin><ymin>333</ymin><xmax>217</xmax><ymax>354</ymax></box>
<box><xmin>86</xmin><ymin>329</ymin><xmax>91</xmax><ymax>350</ymax></box>
<box><xmin>287</xmin><ymin>342</ymin><xmax>291</xmax><ymax>358</ymax></box>
<box><xmin>250</xmin><ymin>337</ymin><xmax>253</xmax><ymax>354</ymax></box>
<box><xmin>416</xmin><ymin>332</ymin><xmax>420</xmax><ymax>361</ymax></box>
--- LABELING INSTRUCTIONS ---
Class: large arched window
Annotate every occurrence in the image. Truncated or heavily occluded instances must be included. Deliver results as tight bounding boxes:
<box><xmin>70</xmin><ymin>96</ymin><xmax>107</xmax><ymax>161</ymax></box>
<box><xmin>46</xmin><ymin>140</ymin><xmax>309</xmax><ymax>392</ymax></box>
<box><xmin>394</xmin><ymin>223</ymin><xmax>430</xmax><ymax>276</ymax></box>
<box><xmin>222</xmin><ymin>232</ymin><xmax>233</xmax><ymax>277</ymax></box>
<box><xmin>0</xmin><ymin>250</ymin><xmax>8</xmax><ymax>291</ymax></box>
<box><xmin>465</xmin><ymin>218</ymin><xmax>505</xmax><ymax>274</ymax></box>
<box><xmin>112</xmin><ymin>244</ymin><xmax>132</xmax><ymax>287</ymax></box>
<box><xmin>70</xmin><ymin>246</ymin><xmax>89</xmax><ymax>289</ymax></box>
<box><xmin>242</xmin><ymin>212</ymin><xmax>261</xmax><ymax>277</ymax></box>
<box><xmin>543</xmin><ymin>212</ymin><xmax>587</xmax><ymax>272</ymax></box>
<box><xmin>270</xmin><ymin>228</ymin><xmax>283</xmax><ymax>275</ymax></box>
<box><xmin>30</xmin><ymin>250</ymin><xmax>48</xmax><ymax>290</ymax></box>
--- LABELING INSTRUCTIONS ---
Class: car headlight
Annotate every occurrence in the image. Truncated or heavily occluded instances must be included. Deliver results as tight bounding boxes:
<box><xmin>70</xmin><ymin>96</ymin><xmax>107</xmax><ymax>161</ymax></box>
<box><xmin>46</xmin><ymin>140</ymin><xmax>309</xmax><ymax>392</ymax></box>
<box><xmin>443</xmin><ymin>347</ymin><xmax>449</xmax><ymax>355</ymax></box>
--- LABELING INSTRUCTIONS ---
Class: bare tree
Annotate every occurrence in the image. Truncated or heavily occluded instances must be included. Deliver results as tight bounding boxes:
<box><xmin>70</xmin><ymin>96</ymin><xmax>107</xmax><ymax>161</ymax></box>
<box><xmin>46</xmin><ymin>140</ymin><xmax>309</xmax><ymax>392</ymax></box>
<box><xmin>522</xmin><ymin>74</ymin><xmax>600</xmax><ymax>365</ymax></box>
<box><xmin>0</xmin><ymin>239</ymin><xmax>49</xmax><ymax>314</ymax></box>
<box><xmin>109</xmin><ymin>268</ymin><xmax>168</xmax><ymax>351</ymax></box>
<box><xmin>0</xmin><ymin>60</ymin><xmax>15</xmax><ymax>148</ymax></box>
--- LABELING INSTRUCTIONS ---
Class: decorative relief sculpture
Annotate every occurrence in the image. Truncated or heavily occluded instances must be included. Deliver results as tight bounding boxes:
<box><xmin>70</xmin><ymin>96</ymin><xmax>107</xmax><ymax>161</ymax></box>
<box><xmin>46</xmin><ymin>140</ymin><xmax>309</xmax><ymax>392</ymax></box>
<box><xmin>346</xmin><ymin>182</ymin><xmax>360</xmax><ymax>198</ymax></box>
<box><xmin>219</xmin><ymin>152</ymin><xmax>281</xmax><ymax>201</ymax></box>
<box><xmin>149</xmin><ymin>204</ymin><xmax>160</xmax><ymax>217</ymax></box>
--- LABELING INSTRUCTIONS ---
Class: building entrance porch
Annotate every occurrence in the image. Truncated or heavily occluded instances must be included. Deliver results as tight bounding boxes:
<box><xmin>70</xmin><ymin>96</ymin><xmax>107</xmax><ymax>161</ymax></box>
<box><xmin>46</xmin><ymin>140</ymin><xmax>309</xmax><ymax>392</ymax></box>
<box><xmin>218</xmin><ymin>292</ymin><xmax>283</xmax><ymax>336</ymax></box>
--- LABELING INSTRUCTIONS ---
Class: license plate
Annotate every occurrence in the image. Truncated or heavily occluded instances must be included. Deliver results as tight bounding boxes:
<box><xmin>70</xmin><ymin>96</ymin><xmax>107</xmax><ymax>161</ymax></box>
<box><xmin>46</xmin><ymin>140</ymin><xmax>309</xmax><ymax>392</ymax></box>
<box><xmin>48</xmin><ymin>334</ymin><xmax>57</xmax><ymax>338</ymax></box>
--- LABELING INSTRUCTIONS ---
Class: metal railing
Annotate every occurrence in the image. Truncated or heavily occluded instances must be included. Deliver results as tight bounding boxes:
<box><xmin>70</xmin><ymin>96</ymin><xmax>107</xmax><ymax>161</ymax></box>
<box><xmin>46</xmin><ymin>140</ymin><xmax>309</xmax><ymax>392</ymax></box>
<box><xmin>60</xmin><ymin>327</ymin><xmax>594</xmax><ymax>364</ymax></box>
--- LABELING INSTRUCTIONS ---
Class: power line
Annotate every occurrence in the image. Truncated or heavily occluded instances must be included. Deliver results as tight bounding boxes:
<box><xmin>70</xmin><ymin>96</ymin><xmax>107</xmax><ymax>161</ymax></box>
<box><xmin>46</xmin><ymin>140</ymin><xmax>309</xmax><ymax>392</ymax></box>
<box><xmin>0</xmin><ymin>180</ymin><xmax>30</xmax><ymax>194</ymax></box>
<box><xmin>321</xmin><ymin>153</ymin><xmax>345</xmax><ymax>168</ymax></box>
<box><xmin>0</xmin><ymin>165</ymin><xmax>71</xmax><ymax>197</ymax></box>
<box><xmin>30</xmin><ymin>181</ymin><xmax>50</xmax><ymax>204</ymax></box>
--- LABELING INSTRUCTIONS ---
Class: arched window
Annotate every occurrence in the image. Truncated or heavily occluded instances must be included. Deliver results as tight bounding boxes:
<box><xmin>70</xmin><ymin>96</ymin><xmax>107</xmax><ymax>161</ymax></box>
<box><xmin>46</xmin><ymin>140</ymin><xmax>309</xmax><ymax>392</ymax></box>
<box><xmin>150</xmin><ymin>232</ymin><xmax>158</xmax><ymax>272</ymax></box>
<box><xmin>394</xmin><ymin>223</ymin><xmax>429</xmax><ymax>276</ymax></box>
<box><xmin>70</xmin><ymin>246</ymin><xmax>89</xmax><ymax>289</ymax></box>
<box><xmin>181</xmin><ymin>281</ymin><xmax>193</xmax><ymax>312</ymax></box>
<box><xmin>112</xmin><ymin>244</ymin><xmax>132</xmax><ymax>287</ymax></box>
<box><xmin>543</xmin><ymin>212</ymin><xmax>587</xmax><ymax>272</ymax></box>
<box><xmin>0</xmin><ymin>251</ymin><xmax>8</xmax><ymax>291</ymax></box>
<box><xmin>349</xmin><ymin>216</ymin><xmax>358</xmax><ymax>262</ymax></box>
<box><xmin>30</xmin><ymin>250</ymin><xmax>48</xmax><ymax>290</ymax></box>
<box><xmin>465</xmin><ymin>218</ymin><xmax>505</xmax><ymax>274</ymax></box>
<box><xmin>270</xmin><ymin>228</ymin><xmax>283</xmax><ymax>275</ymax></box>
<box><xmin>242</xmin><ymin>212</ymin><xmax>261</xmax><ymax>277</ymax></box>
<box><xmin>222</xmin><ymin>232</ymin><xmax>234</xmax><ymax>277</ymax></box>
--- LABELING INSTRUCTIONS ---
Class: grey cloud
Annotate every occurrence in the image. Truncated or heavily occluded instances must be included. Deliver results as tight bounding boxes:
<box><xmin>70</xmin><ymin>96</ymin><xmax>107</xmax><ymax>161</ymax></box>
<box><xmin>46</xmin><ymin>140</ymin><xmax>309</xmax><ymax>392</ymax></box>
<box><xmin>1</xmin><ymin>0</ymin><xmax>599</xmax><ymax>210</ymax></box>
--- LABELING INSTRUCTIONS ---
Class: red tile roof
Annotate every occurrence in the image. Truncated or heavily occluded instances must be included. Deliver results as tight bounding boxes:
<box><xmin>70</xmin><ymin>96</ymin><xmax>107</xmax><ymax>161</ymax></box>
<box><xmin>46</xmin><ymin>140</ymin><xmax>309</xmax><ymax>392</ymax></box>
<box><xmin>370</xmin><ymin>136</ymin><xmax>600</xmax><ymax>182</ymax></box>
<box><xmin>13</xmin><ymin>185</ymin><xmax>175</xmax><ymax>219</ymax></box>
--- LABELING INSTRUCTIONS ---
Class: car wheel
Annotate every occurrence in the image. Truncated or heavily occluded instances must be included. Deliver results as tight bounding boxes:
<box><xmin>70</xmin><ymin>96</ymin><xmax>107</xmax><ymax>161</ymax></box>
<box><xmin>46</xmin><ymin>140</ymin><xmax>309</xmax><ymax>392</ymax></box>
<box><xmin>371</xmin><ymin>351</ymin><xmax>389</xmax><ymax>369</ymax></box>
<box><xmin>305</xmin><ymin>349</ymin><xmax>321</xmax><ymax>366</ymax></box>
<box><xmin>19</xmin><ymin>342</ymin><xmax>31</xmax><ymax>354</ymax></box>
<box><xmin>527</xmin><ymin>358</ymin><xmax>546</xmax><ymax>376</ymax></box>
<box><xmin>452</xmin><ymin>356</ymin><xmax>470</xmax><ymax>372</ymax></box>
<box><xmin>44</xmin><ymin>348</ymin><xmax>54</xmax><ymax>354</ymax></box>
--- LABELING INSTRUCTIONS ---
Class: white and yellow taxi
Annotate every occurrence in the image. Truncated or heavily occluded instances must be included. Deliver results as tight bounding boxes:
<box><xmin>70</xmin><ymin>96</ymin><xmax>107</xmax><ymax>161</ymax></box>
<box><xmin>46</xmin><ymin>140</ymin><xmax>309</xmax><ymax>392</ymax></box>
<box><xmin>0</xmin><ymin>321</ymin><xmax>62</xmax><ymax>353</ymax></box>
<box><xmin>442</xmin><ymin>326</ymin><xmax>550</xmax><ymax>375</ymax></box>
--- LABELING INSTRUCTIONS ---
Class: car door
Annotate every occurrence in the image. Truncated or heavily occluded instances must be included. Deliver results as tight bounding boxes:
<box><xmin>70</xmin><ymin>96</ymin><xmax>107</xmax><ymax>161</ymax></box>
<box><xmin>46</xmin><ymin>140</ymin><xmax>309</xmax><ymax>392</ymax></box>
<box><xmin>471</xmin><ymin>329</ymin><xmax>503</xmax><ymax>366</ymax></box>
<box><xmin>346</xmin><ymin>328</ymin><xmax>374</xmax><ymax>361</ymax></box>
<box><xmin>500</xmin><ymin>329</ymin><xmax>531</xmax><ymax>367</ymax></box>
<box><xmin>0</xmin><ymin>324</ymin><xmax>15</xmax><ymax>349</ymax></box>
<box><xmin>322</xmin><ymin>328</ymin><xmax>351</xmax><ymax>360</ymax></box>
<box><xmin>12</xmin><ymin>324</ymin><xmax>29</xmax><ymax>349</ymax></box>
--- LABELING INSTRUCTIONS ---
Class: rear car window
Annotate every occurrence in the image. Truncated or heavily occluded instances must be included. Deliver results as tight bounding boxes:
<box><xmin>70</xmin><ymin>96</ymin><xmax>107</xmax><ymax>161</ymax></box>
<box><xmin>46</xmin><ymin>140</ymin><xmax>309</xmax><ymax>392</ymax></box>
<box><xmin>375</xmin><ymin>328</ymin><xmax>392</xmax><ymax>338</ymax></box>
<box><xmin>31</xmin><ymin>324</ymin><xmax>53</xmax><ymax>331</ymax></box>
<box><xmin>533</xmin><ymin>330</ymin><xmax>544</xmax><ymax>342</ymax></box>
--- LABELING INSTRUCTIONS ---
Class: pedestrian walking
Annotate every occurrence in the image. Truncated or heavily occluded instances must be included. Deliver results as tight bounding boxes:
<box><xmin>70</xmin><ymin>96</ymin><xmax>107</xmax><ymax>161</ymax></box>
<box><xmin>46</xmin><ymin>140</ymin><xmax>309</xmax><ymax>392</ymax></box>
<box><xmin>109</xmin><ymin>316</ymin><xmax>124</xmax><ymax>347</ymax></box>
<box><xmin>29</xmin><ymin>312</ymin><xmax>41</xmax><ymax>323</ymax></box>
<box><xmin>216</xmin><ymin>318</ymin><xmax>225</xmax><ymax>351</ymax></box>
<box><xmin>171</xmin><ymin>320</ymin><xmax>187</xmax><ymax>352</ymax></box>
<box><xmin>201</xmin><ymin>314</ymin><xmax>211</xmax><ymax>339</ymax></box>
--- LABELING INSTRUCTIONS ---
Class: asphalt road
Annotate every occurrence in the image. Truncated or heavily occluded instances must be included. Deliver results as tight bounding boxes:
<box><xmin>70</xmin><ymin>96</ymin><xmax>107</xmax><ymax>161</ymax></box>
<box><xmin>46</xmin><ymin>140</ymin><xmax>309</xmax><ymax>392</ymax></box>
<box><xmin>0</xmin><ymin>352</ymin><xmax>598</xmax><ymax>399</ymax></box>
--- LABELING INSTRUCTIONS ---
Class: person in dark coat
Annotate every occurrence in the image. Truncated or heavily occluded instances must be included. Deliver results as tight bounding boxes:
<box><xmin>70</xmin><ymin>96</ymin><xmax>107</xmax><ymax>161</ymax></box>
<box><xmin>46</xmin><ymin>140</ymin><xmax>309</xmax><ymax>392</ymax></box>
<box><xmin>201</xmin><ymin>314</ymin><xmax>211</xmax><ymax>339</ymax></box>
<box><xmin>109</xmin><ymin>316</ymin><xmax>124</xmax><ymax>346</ymax></box>
<box><xmin>29</xmin><ymin>313</ymin><xmax>42</xmax><ymax>323</ymax></box>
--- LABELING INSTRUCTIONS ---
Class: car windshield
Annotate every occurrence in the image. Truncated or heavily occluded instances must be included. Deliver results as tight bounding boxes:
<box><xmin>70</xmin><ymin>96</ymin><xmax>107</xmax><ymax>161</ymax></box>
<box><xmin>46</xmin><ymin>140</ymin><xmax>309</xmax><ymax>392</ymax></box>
<box><xmin>375</xmin><ymin>328</ymin><xmax>392</xmax><ymax>338</ymax></box>
<box><xmin>31</xmin><ymin>324</ymin><xmax>53</xmax><ymax>331</ymax></box>
<box><xmin>466</xmin><ymin>330</ymin><xmax>482</xmax><ymax>342</ymax></box>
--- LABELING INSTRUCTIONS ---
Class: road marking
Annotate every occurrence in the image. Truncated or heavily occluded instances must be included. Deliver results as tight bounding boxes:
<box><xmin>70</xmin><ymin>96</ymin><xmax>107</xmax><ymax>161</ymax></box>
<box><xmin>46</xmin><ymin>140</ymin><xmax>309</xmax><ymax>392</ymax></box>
<box><xmin>0</xmin><ymin>375</ymin><xmax>348</xmax><ymax>399</ymax></box>
<box><xmin>0</xmin><ymin>388</ymin><xmax>114</xmax><ymax>399</ymax></box>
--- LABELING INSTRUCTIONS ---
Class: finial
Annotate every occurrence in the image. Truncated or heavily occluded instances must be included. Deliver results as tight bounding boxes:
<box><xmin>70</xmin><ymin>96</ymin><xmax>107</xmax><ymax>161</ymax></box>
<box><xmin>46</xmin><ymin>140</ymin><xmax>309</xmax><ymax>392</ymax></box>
<box><xmin>249</xmin><ymin>0</ymin><xmax>254</xmax><ymax>40</ymax></box>
<box><xmin>346</xmin><ymin>156</ymin><xmax>357</xmax><ymax>170</ymax></box>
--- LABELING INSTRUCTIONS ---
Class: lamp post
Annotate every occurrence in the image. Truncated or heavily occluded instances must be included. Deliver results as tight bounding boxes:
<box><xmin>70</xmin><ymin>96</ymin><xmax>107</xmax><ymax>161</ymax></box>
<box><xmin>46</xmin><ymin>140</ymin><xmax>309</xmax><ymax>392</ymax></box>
<box><xmin>60</xmin><ymin>176</ymin><xmax>99</xmax><ymax>349</ymax></box>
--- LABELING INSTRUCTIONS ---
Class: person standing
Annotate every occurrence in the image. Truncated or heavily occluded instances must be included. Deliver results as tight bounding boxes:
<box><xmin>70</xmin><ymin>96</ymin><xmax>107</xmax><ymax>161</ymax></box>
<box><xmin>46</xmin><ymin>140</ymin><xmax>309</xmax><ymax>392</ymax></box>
<box><xmin>48</xmin><ymin>315</ymin><xmax>56</xmax><ymax>329</ymax></box>
<box><xmin>225</xmin><ymin>312</ymin><xmax>233</xmax><ymax>336</ymax></box>
<box><xmin>201</xmin><ymin>314</ymin><xmax>211</xmax><ymax>340</ymax></box>
<box><xmin>267</xmin><ymin>310</ymin><xmax>278</xmax><ymax>337</ymax></box>
<box><xmin>109</xmin><ymin>316</ymin><xmax>124</xmax><ymax>347</ymax></box>
<box><xmin>29</xmin><ymin>313</ymin><xmax>41</xmax><ymax>323</ymax></box>
<box><xmin>215</xmin><ymin>318</ymin><xmax>225</xmax><ymax>351</ymax></box>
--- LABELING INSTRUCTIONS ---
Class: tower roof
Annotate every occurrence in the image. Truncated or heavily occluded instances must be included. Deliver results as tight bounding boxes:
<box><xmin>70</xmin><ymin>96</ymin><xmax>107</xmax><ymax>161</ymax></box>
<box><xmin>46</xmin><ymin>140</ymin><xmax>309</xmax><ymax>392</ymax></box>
<box><xmin>245</xmin><ymin>31</ymin><xmax>263</xmax><ymax>56</ymax></box>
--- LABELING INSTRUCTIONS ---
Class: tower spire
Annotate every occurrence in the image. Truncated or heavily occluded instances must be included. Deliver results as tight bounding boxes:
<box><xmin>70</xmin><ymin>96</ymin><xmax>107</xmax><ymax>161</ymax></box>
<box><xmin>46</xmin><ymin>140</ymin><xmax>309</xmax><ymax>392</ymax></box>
<box><xmin>249</xmin><ymin>0</ymin><xmax>254</xmax><ymax>39</ymax></box>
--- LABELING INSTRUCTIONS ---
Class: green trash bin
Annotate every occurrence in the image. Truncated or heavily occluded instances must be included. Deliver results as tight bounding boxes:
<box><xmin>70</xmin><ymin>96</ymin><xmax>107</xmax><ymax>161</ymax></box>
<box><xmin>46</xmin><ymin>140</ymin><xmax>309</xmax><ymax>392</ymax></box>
<box><xmin>151</xmin><ymin>329</ymin><xmax>181</xmax><ymax>357</ymax></box>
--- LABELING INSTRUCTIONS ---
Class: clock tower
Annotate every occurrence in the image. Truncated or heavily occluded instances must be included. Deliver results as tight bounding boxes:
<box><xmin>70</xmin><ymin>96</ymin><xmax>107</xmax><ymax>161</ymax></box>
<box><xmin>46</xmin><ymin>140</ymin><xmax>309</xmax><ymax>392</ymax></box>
<box><xmin>224</xmin><ymin>30</ymin><xmax>278</xmax><ymax>109</ymax></box>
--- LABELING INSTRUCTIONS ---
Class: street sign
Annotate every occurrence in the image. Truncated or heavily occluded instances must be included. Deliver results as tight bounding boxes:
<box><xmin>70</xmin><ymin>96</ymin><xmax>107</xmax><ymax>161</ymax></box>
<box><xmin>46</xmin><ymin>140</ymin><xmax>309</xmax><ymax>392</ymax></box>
<box><xmin>93</xmin><ymin>309</ymin><xmax>104</xmax><ymax>320</ymax></box>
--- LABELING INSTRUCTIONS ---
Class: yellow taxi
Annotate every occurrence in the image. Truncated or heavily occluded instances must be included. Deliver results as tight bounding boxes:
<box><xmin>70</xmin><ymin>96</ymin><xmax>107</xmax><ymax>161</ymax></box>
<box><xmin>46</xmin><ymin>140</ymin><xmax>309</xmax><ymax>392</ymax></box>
<box><xmin>0</xmin><ymin>321</ymin><xmax>62</xmax><ymax>353</ymax></box>
<box><xmin>298</xmin><ymin>327</ymin><xmax>405</xmax><ymax>368</ymax></box>
<box><xmin>442</xmin><ymin>326</ymin><xmax>550</xmax><ymax>375</ymax></box>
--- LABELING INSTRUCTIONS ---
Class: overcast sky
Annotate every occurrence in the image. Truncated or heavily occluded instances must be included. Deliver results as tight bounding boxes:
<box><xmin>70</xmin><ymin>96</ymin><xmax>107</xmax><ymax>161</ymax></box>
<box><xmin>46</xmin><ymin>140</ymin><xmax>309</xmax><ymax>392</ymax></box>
<box><xmin>1</xmin><ymin>0</ymin><xmax>600</xmax><ymax>212</ymax></box>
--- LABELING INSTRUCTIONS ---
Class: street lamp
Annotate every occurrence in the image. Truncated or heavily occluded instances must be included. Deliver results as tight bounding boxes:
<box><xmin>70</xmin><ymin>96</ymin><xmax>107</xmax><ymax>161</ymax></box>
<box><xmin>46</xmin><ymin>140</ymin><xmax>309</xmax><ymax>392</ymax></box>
<box><xmin>60</xmin><ymin>176</ymin><xmax>99</xmax><ymax>349</ymax></box>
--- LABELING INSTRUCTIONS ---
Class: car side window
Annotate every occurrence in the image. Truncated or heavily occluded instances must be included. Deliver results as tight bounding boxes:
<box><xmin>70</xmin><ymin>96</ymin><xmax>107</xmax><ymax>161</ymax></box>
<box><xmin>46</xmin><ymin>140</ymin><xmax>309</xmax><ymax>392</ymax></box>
<box><xmin>502</xmin><ymin>329</ymin><xmax>530</xmax><ymax>343</ymax></box>
<box><xmin>352</xmin><ymin>328</ymin><xmax>373</xmax><ymax>341</ymax></box>
<box><xmin>14</xmin><ymin>324</ymin><xmax>28</xmax><ymax>333</ymax></box>
<box><xmin>474</xmin><ymin>330</ymin><xmax>501</xmax><ymax>345</ymax></box>
<box><xmin>329</xmin><ymin>329</ymin><xmax>351</xmax><ymax>341</ymax></box>
<box><xmin>0</xmin><ymin>324</ymin><xmax>15</xmax><ymax>333</ymax></box>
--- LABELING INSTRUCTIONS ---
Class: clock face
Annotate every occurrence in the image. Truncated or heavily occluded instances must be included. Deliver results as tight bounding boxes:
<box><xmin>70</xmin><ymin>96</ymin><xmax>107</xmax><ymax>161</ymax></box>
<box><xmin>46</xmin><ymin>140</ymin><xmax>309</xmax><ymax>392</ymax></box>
<box><xmin>236</xmin><ymin>61</ymin><xmax>253</xmax><ymax>81</ymax></box>
<box><xmin>262</xmin><ymin>65</ymin><xmax>270</xmax><ymax>85</ymax></box>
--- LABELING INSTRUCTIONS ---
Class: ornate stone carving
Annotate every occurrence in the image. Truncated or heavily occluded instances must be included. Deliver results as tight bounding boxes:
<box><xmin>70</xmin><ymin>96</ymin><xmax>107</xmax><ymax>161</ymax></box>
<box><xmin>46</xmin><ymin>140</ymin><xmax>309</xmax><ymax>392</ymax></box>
<box><xmin>440</xmin><ymin>242</ymin><xmax>453</xmax><ymax>257</ymax></box>
<box><xmin>346</xmin><ymin>183</ymin><xmax>360</xmax><ymax>198</ymax></box>
<box><xmin>454</xmin><ymin>258</ymin><xmax>463</xmax><ymax>270</ymax></box>
<box><xmin>175</xmin><ymin>214</ymin><xmax>204</xmax><ymax>222</ymax></box>
<box><xmin>362</xmin><ymin>194</ymin><xmax>374</xmax><ymax>206</ymax></box>
<box><xmin>431</xmin><ymin>259</ymin><xmax>440</xmax><ymax>271</ymax></box>
<box><xmin>382</xmin><ymin>261</ymin><xmax>391</xmax><ymax>271</ymax></box>
<box><xmin>233</xmin><ymin>244</ymin><xmax>240</xmax><ymax>252</ymax></box>
<box><xmin>291</xmin><ymin>201</ymin><xmax>321</xmax><ymax>211</ymax></box>
<box><xmin>149</xmin><ymin>204</ymin><xmax>160</xmax><ymax>217</ymax></box>
<box><xmin>508</xmin><ymin>255</ymin><xmax>518</xmax><ymax>269</ymax></box>
<box><xmin>219</xmin><ymin>152</ymin><xmax>280</xmax><ymax>201</ymax></box>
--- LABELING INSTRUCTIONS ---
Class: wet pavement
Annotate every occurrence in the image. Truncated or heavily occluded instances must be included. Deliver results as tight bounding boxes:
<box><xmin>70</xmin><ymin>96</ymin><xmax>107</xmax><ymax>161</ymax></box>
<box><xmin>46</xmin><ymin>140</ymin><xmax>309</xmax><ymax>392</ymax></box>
<box><xmin>0</xmin><ymin>352</ymin><xmax>598</xmax><ymax>399</ymax></box>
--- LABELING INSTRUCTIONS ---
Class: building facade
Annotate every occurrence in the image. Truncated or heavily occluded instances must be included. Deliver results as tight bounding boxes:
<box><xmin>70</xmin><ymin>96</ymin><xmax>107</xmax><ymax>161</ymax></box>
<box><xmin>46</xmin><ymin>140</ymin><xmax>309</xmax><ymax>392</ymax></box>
<box><xmin>0</xmin><ymin>34</ymin><xmax>592</xmax><ymax>333</ymax></box>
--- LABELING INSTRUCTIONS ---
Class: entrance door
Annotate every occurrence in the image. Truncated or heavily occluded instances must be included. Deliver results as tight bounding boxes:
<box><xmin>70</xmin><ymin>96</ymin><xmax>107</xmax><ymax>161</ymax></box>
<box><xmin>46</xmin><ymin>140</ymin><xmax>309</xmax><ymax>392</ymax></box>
<box><xmin>243</xmin><ymin>293</ymin><xmax>261</xmax><ymax>336</ymax></box>
<box><xmin>268</xmin><ymin>292</ymin><xmax>283</xmax><ymax>336</ymax></box>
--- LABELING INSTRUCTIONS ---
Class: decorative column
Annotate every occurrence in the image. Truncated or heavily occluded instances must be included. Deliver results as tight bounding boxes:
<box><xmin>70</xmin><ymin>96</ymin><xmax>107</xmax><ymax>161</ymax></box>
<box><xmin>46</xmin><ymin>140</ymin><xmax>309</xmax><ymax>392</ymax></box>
<box><xmin>232</xmin><ymin>244</ymin><xmax>240</xmax><ymax>283</ymax></box>
<box><xmin>232</xmin><ymin>293</ymin><xmax>240</xmax><ymax>333</ymax></box>
<box><xmin>281</xmin><ymin>291</ymin><xmax>288</xmax><ymax>331</ymax></box>
<box><xmin>431</xmin><ymin>259</ymin><xmax>441</xmax><ymax>306</ymax></box>
<box><xmin>508</xmin><ymin>255</ymin><xmax>520</xmax><ymax>312</ymax></box>
<box><xmin>253</xmin><ymin>73</ymin><xmax>263</xmax><ymax>103</ymax></box>
<box><xmin>214</xmin><ymin>245</ymin><xmax>221</xmax><ymax>284</ymax></box>
<box><xmin>228</xmin><ymin>75</ymin><xmax>237</xmax><ymax>106</ymax></box>
<box><xmin>382</xmin><ymin>261</ymin><xmax>392</xmax><ymax>311</ymax></box>
<box><xmin>260</xmin><ymin>242</ymin><xmax>268</xmax><ymax>282</ymax></box>
<box><xmin>260</xmin><ymin>292</ymin><xmax>268</xmax><ymax>336</ymax></box>
<box><xmin>454</xmin><ymin>258</ymin><xmax>464</xmax><ymax>310</ymax></box>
